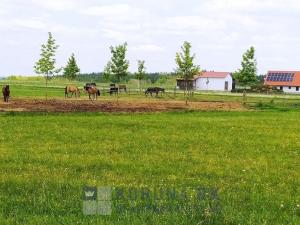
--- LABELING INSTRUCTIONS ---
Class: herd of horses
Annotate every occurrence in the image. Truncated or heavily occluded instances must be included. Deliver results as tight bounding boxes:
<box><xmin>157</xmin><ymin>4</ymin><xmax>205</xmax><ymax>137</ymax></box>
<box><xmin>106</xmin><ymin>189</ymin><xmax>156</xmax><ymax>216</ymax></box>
<box><xmin>64</xmin><ymin>83</ymin><xmax>165</xmax><ymax>101</ymax></box>
<box><xmin>64</xmin><ymin>83</ymin><xmax>127</xmax><ymax>100</ymax></box>
<box><xmin>64</xmin><ymin>83</ymin><xmax>101</xmax><ymax>100</ymax></box>
<box><xmin>1</xmin><ymin>83</ymin><xmax>165</xmax><ymax>102</ymax></box>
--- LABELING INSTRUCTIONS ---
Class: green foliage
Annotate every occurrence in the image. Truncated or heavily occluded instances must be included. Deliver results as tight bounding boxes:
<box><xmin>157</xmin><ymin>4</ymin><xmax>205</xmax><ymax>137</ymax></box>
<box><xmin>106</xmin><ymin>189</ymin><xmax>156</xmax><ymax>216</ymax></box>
<box><xmin>234</xmin><ymin>46</ymin><xmax>258</xmax><ymax>86</ymax></box>
<box><xmin>34</xmin><ymin>32</ymin><xmax>60</xmax><ymax>99</ymax></box>
<box><xmin>157</xmin><ymin>75</ymin><xmax>168</xmax><ymax>85</ymax></box>
<box><xmin>76</xmin><ymin>73</ymin><xmax>104</xmax><ymax>82</ymax></box>
<box><xmin>135</xmin><ymin>60</ymin><xmax>146</xmax><ymax>81</ymax></box>
<box><xmin>34</xmin><ymin>32</ymin><xmax>60</xmax><ymax>79</ymax></box>
<box><xmin>6</xmin><ymin>75</ymin><xmax>44</xmax><ymax>81</ymax></box>
<box><xmin>105</xmin><ymin>43</ymin><xmax>129</xmax><ymax>83</ymax></box>
<box><xmin>146</xmin><ymin>73</ymin><xmax>160</xmax><ymax>84</ymax></box>
<box><xmin>63</xmin><ymin>53</ymin><xmax>80</xmax><ymax>81</ymax></box>
<box><xmin>135</xmin><ymin>60</ymin><xmax>146</xmax><ymax>92</ymax></box>
<box><xmin>175</xmin><ymin>41</ymin><xmax>200</xmax><ymax>80</ymax></box>
<box><xmin>103</xmin><ymin>61</ymin><xmax>113</xmax><ymax>82</ymax></box>
<box><xmin>175</xmin><ymin>41</ymin><xmax>201</xmax><ymax>104</ymax></box>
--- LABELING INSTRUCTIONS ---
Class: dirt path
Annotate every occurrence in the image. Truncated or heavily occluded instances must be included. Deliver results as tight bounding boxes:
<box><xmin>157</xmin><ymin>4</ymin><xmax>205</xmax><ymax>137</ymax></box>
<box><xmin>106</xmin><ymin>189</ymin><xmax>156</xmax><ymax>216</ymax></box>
<box><xmin>0</xmin><ymin>99</ymin><xmax>245</xmax><ymax>113</ymax></box>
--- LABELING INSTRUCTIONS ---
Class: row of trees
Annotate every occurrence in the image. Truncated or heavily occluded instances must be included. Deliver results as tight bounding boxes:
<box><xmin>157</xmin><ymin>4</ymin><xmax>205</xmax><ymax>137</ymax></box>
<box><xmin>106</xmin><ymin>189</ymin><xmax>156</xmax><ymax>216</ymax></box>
<box><xmin>174</xmin><ymin>41</ymin><xmax>257</xmax><ymax>104</ymax></box>
<box><xmin>34</xmin><ymin>33</ymin><xmax>80</xmax><ymax>99</ymax></box>
<box><xmin>102</xmin><ymin>43</ymin><xmax>147</xmax><ymax>93</ymax></box>
<box><xmin>174</xmin><ymin>42</ymin><xmax>258</xmax><ymax>88</ymax></box>
<box><xmin>34</xmin><ymin>32</ymin><xmax>258</xmax><ymax>100</ymax></box>
<box><xmin>34</xmin><ymin>33</ymin><xmax>147</xmax><ymax>98</ymax></box>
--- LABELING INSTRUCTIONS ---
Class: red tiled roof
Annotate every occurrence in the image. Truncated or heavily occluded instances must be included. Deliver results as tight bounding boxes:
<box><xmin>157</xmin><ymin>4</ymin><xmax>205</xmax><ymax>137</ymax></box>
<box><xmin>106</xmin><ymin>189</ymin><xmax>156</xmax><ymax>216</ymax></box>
<box><xmin>264</xmin><ymin>71</ymin><xmax>300</xmax><ymax>87</ymax></box>
<box><xmin>194</xmin><ymin>71</ymin><xmax>231</xmax><ymax>79</ymax></box>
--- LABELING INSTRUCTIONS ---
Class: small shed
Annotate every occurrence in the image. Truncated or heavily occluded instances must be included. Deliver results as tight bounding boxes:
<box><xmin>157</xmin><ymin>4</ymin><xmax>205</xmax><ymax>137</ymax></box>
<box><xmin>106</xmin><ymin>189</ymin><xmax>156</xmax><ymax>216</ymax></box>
<box><xmin>176</xmin><ymin>71</ymin><xmax>233</xmax><ymax>91</ymax></box>
<box><xmin>176</xmin><ymin>78</ymin><xmax>196</xmax><ymax>90</ymax></box>
<box><xmin>194</xmin><ymin>72</ymin><xmax>233</xmax><ymax>91</ymax></box>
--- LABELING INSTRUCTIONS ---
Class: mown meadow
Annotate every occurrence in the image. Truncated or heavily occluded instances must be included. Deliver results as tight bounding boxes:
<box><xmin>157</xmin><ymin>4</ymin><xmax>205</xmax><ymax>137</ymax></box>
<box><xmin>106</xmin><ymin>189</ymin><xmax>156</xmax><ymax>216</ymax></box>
<box><xmin>0</xmin><ymin>111</ymin><xmax>299</xmax><ymax>224</ymax></box>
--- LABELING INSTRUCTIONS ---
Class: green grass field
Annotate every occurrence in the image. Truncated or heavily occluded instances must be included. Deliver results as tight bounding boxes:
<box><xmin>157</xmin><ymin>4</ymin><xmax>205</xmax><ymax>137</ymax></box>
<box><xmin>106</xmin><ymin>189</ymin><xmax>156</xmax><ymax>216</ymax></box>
<box><xmin>0</xmin><ymin>112</ymin><xmax>299</xmax><ymax>224</ymax></box>
<box><xmin>0</xmin><ymin>78</ymin><xmax>300</xmax><ymax>224</ymax></box>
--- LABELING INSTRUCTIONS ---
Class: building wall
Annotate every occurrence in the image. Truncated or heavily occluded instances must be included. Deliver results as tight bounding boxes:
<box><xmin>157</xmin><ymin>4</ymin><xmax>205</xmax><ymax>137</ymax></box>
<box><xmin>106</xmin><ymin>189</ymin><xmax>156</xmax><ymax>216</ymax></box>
<box><xmin>281</xmin><ymin>86</ymin><xmax>300</xmax><ymax>94</ymax></box>
<box><xmin>195</xmin><ymin>75</ymin><xmax>232</xmax><ymax>91</ymax></box>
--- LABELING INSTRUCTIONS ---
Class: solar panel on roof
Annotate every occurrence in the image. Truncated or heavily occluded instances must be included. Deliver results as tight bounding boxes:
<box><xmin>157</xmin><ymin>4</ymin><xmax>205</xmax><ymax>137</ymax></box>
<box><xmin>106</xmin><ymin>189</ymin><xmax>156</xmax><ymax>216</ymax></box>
<box><xmin>267</xmin><ymin>72</ymin><xmax>294</xmax><ymax>82</ymax></box>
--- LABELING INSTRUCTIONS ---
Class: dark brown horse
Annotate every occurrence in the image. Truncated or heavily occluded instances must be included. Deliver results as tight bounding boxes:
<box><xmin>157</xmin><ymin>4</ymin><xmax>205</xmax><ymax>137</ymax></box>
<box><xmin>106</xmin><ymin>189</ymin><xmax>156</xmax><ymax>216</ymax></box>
<box><xmin>84</xmin><ymin>85</ymin><xmax>100</xmax><ymax>100</ymax></box>
<box><xmin>2</xmin><ymin>85</ymin><xmax>10</xmax><ymax>102</ymax></box>
<box><xmin>145</xmin><ymin>87</ymin><xmax>165</xmax><ymax>97</ymax></box>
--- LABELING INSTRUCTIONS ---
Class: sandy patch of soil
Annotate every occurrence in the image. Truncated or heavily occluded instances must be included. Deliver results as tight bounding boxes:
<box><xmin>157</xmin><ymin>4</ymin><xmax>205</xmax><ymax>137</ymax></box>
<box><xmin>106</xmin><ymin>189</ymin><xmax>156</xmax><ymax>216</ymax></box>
<box><xmin>0</xmin><ymin>99</ymin><xmax>245</xmax><ymax>113</ymax></box>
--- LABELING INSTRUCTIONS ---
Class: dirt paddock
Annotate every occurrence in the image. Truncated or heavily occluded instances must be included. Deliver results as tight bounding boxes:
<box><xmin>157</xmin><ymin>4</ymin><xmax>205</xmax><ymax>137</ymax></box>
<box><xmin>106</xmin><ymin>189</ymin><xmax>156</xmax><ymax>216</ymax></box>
<box><xmin>0</xmin><ymin>99</ymin><xmax>245</xmax><ymax>113</ymax></box>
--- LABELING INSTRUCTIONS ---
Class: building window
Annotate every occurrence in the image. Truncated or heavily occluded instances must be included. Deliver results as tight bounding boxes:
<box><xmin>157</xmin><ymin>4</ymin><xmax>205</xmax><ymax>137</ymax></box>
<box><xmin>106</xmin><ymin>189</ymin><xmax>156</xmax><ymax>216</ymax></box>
<box><xmin>280</xmin><ymin>86</ymin><xmax>283</xmax><ymax>91</ymax></box>
<box><xmin>289</xmin><ymin>86</ymin><xmax>291</xmax><ymax>89</ymax></box>
<box><xmin>297</xmin><ymin>87</ymin><xmax>299</xmax><ymax>91</ymax></box>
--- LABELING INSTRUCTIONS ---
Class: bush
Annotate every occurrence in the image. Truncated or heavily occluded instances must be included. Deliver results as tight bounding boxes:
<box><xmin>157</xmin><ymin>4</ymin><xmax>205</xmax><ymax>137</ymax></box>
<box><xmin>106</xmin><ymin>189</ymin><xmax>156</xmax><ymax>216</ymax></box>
<box><xmin>232</xmin><ymin>85</ymin><xmax>283</xmax><ymax>94</ymax></box>
<box><xmin>6</xmin><ymin>75</ymin><xmax>44</xmax><ymax>81</ymax></box>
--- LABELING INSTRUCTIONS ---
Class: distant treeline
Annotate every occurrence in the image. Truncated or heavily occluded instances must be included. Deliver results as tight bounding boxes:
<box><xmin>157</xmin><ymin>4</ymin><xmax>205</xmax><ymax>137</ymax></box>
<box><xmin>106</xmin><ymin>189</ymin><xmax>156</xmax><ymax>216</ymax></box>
<box><xmin>72</xmin><ymin>72</ymin><xmax>177</xmax><ymax>83</ymax></box>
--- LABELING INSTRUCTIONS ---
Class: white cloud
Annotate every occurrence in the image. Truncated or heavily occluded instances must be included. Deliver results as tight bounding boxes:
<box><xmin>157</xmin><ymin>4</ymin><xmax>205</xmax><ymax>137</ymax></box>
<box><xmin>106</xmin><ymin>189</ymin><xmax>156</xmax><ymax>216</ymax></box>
<box><xmin>7</xmin><ymin>40</ymin><xmax>21</xmax><ymax>46</ymax></box>
<box><xmin>164</xmin><ymin>16</ymin><xmax>226</xmax><ymax>32</ymax></box>
<box><xmin>132</xmin><ymin>44</ymin><xmax>165</xmax><ymax>52</ymax></box>
<box><xmin>1</xmin><ymin>0</ymin><xmax>300</xmax><ymax>75</ymax></box>
<box><xmin>31</xmin><ymin>0</ymin><xmax>79</xmax><ymax>11</ymax></box>
<box><xmin>13</xmin><ymin>18</ymin><xmax>46</xmax><ymax>29</ymax></box>
<box><xmin>101</xmin><ymin>28</ymin><xmax>126</xmax><ymax>41</ymax></box>
<box><xmin>82</xmin><ymin>4</ymin><xmax>143</xmax><ymax>18</ymax></box>
<box><xmin>202</xmin><ymin>0</ymin><xmax>300</xmax><ymax>12</ymax></box>
<box><xmin>51</xmin><ymin>24</ymin><xmax>99</xmax><ymax>38</ymax></box>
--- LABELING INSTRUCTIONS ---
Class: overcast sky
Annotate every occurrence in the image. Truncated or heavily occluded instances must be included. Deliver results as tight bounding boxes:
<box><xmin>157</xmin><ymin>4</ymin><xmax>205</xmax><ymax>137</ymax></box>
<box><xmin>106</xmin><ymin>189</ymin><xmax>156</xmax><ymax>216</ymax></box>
<box><xmin>1</xmin><ymin>0</ymin><xmax>300</xmax><ymax>76</ymax></box>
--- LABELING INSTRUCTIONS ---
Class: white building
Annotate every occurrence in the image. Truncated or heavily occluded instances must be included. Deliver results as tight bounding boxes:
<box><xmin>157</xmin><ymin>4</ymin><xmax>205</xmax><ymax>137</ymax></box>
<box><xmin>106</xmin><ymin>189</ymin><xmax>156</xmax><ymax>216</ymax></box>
<box><xmin>264</xmin><ymin>71</ymin><xmax>300</xmax><ymax>94</ymax></box>
<box><xmin>194</xmin><ymin>72</ymin><xmax>233</xmax><ymax>91</ymax></box>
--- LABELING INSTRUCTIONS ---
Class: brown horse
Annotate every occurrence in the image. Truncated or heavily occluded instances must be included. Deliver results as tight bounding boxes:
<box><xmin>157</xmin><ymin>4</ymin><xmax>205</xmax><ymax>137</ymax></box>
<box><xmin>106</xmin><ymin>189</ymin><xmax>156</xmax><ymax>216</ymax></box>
<box><xmin>2</xmin><ymin>85</ymin><xmax>10</xmax><ymax>102</ymax></box>
<box><xmin>118</xmin><ymin>84</ymin><xmax>127</xmax><ymax>92</ymax></box>
<box><xmin>84</xmin><ymin>85</ymin><xmax>100</xmax><ymax>100</ymax></box>
<box><xmin>145</xmin><ymin>87</ymin><xmax>165</xmax><ymax>97</ymax></box>
<box><xmin>65</xmin><ymin>85</ymin><xmax>80</xmax><ymax>98</ymax></box>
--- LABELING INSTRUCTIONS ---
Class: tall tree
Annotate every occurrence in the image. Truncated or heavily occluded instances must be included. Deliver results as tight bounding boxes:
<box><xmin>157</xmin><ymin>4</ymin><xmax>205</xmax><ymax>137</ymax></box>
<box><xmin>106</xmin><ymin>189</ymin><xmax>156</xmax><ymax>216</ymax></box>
<box><xmin>135</xmin><ymin>60</ymin><xmax>146</xmax><ymax>93</ymax></box>
<box><xmin>34</xmin><ymin>32</ymin><xmax>60</xmax><ymax>100</ymax></box>
<box><xmin>63</xmin><ymin>53</ymin><xmax>80</xmax><ymax>81</ymax></box>
<box><xmin>234</xmin><ymin>46</ymin><xmax>258</xmax><ymax>87</ymax></box>
<box><xmin>103</xmin><ymin>61</ymin><xmax>113</xmax><ymax>82</ymax></box>
<box><xmin>105</xmin><ymin>43</ymin><xmax>129</xmax><ymax>83</ymax></box>
<box><xmin>175</xmin><ymin>41</ymin><xmax>200</xmax><ymax>104</ymax></box>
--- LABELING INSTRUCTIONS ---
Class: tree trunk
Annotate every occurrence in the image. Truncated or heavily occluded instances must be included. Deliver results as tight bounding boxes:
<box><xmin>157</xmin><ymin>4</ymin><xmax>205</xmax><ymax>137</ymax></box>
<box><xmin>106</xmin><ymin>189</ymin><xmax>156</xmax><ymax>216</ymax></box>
<box><xmin>185</xmin><ymin>79</ymin><xmax>188</xmax><ymax>106</ymax></box>
<box><xmin>116</xmin><ymin>83</ymin><xmax>119</xmax><ymax>105</ymax></box>
<box><xmin>243</xmin><ymin>89</ymin><xmax>247</xmax><ymax>105</ymax></box>
<box><xmin>45</xmin><ymin>73</ymin><xmax>48</xmax><ymax>101</ymax></box>
<box><xmin>139</xmin><ymin>79</ymin><xmax>141</xmax><ymax>94</ymax></box>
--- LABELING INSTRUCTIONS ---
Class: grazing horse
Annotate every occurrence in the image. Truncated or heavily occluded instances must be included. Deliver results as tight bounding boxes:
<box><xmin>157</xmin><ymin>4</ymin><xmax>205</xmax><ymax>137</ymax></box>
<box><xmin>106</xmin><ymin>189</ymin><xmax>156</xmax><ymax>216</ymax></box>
<box><xmin>109</xmin><ymin>83</ymin><xmax>118</xmax><ymax>96</ymax></box>
<box><xmin>145</xmin><ymin>87</ymin><xmax>165</xmax><ymax>97</ymax></box>
<box><xmin>118</xmin><ymin>84</ymin><xmax>127</xmax><ymax>92</ymax></box>
<box><xmin>109</xmin><ymin>87</ymin><xmax>119</xmax><ymax>95</ymax></box>
<box><xmin>65</xmin><ymin>85</ymin><xmax>80</xmax><ymax>98</ymax></box>
<box><xmin>84</xmin><ymin>85</ymin><xmax>100</xmax><ymax>100</ymax></box>
<box><xmin>2</xmin><ymin>85</ymin><xmax>10</xmax><ymax>102</ymax></box>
